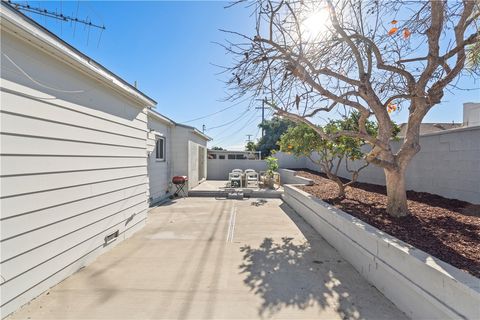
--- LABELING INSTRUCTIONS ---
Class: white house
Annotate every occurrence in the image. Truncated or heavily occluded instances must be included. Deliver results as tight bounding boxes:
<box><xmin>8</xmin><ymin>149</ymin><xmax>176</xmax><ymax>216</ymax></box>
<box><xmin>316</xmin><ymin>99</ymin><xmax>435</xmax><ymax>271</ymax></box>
<box><xmin>146</xmin><ymin>110</ymin><xmax>174</xmax><ymax>204</ymax></box>
<box><xmin>147</xmin><ymin>110</ymin><xmax>210</xmax><ymax>204</ymax></box>
<box><xmin>0</xmin><ymin>3</ymin><xmax>207</xmax><ymax>317</ymax></box>
<box><xmin>171</xmin><ymin>122</ymin><xmax>210</xmax><ymax>190</ymax></box>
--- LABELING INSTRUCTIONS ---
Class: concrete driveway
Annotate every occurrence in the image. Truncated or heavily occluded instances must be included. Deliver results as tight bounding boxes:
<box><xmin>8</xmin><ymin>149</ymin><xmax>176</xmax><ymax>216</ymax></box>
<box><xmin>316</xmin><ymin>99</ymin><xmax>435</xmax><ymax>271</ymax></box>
<box><xmin>7</xmin><ymin>198</ymin><xmax>407</xmax><ymax>319</ymax></box>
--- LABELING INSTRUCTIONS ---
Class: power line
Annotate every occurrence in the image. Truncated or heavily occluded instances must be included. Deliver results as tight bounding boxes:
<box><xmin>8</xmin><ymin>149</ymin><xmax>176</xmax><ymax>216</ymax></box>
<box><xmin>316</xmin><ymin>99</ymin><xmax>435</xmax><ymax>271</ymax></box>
<box><xmin>213</xmin><ymin>110</ymin><xmax>260</xmax><ymax>145</ymax></box>
<box><xmin>207</xmin><ymin>108</ymin><xmax>251</xmax><ymax>131</ymax></box>
<box><xmin>210</xmin><ymin>109</ymin><xmax>257</xmax><ymax>140</ymax></box>
<box><xmin>182</xmin><ymin>96</ymin><xmax>251</xmax><ymax>123</ymax></box>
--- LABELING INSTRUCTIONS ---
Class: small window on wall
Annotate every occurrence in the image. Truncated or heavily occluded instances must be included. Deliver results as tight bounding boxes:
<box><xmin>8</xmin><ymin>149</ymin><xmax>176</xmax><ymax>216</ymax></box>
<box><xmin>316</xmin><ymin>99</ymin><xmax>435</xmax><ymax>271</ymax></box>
<box><xmin>155</xmin><ymin>137</ymin><xmax>166</xmax><ymax>161</ymax></box>
<box><xmin>228</xmin><ymin>154</ymin><xmax>236</xmax><ymax>160</ymax></box>
<box><xmin>208</xmin><ymin>154</ymin><xmax>217</xmax><ymax>159</ymax></box>
<box><xmin>219</xmin><ymin>155</ymin><xmax>225</xmax><ymax>159</ymax></box>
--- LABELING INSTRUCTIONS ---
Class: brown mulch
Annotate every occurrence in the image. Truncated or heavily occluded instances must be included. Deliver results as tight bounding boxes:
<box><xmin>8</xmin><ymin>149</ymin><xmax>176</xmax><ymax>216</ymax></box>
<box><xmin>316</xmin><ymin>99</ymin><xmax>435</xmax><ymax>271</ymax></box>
<box><xmin>293</xmin><ymin>169</ymin><xmax>480</xmax><ymax>278</ymax></box>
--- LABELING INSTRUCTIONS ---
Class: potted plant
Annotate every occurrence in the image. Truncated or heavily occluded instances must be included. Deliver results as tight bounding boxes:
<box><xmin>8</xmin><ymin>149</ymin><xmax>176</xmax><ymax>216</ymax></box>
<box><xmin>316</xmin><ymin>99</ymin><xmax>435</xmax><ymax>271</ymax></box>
<box><xmin>264</xmin><ymin>156</ymin><xmax>279</xmax><ymax>189</ymax></box>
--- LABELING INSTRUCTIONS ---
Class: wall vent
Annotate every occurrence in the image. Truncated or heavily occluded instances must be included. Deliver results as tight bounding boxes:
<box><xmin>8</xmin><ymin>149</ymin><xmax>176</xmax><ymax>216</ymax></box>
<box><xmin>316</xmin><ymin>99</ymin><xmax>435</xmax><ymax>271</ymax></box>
<box><xmin>104</xmin><ymin>230</ymin><xmax>119</xmax><ymax>245</ymax></box>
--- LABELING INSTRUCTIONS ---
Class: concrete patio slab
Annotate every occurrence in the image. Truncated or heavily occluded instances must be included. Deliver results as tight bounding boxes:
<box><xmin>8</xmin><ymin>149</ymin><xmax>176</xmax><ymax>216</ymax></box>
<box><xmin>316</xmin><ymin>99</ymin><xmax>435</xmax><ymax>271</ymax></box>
<box><xmin>189</xmin><ymin>180</ymin><xmax>283</xmax><ymax>198</ymax></box>
<box><xmin>6</xmin><ymin>198</ymin><xmax>407</xmax><ymax>320</ymax></box>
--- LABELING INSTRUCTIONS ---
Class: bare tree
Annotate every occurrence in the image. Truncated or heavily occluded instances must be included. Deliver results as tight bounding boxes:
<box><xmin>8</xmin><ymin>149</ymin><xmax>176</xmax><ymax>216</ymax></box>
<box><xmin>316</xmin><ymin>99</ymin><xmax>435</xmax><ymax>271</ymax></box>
<box><xmin>222</xmin><ymin>0</ymin><xmax>480</xmax><ymax>217</ymax></box>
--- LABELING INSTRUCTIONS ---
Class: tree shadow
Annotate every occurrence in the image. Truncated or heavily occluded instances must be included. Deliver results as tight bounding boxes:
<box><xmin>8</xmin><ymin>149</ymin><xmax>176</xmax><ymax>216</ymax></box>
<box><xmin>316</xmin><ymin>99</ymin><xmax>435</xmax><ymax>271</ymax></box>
<box><xmin>238</xmin><ymin>205</ymin><xmax>406</xmax><ymax>319</ymax></box>
<box><xmin>240</xmin><ymin>237</ymin><xmax>344</xmax><ymax>318</ymax></box>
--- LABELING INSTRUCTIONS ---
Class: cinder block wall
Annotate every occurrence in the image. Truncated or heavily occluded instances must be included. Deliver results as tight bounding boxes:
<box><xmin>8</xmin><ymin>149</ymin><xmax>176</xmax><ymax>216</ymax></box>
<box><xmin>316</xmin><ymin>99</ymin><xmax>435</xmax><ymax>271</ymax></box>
<box><xmin>307</xmin><ymin>126</ymin><xmax>480</xmax><ymax>204</ymax></box>
<box><xmin>207</xmin><ymin>152</ymin><xmax>306</xmax><ymax>180</ymax></box>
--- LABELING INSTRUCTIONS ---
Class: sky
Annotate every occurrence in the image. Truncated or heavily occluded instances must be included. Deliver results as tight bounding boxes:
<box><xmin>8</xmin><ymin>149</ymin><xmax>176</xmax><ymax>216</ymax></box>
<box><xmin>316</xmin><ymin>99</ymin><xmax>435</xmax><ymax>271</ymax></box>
<box><xmin>19</xmin><ymin>1</ymin><xmax>480</xmax><ymax>150</ymax></box>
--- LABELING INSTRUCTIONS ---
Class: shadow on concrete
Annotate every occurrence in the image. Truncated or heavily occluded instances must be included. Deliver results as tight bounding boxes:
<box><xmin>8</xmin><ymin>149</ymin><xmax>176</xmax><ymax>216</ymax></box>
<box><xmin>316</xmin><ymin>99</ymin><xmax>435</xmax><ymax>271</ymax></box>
<box><xmin>238</xmin><ymin>203</ymin><xmax>362</xmax><ymax>319</ymax></box>
<box><xmin>239</xmin><ymin>236</ymin><xmax>361</xmax><ymax>319</ymax></box>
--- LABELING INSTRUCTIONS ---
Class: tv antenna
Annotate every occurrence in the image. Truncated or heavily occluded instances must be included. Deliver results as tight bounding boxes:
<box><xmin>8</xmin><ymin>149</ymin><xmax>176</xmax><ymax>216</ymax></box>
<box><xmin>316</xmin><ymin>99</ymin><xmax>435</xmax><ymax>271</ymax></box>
<box><xmin>6</xmin><ymin>1</ymin><xmax>106</xmax><ymax>31</ymax></box>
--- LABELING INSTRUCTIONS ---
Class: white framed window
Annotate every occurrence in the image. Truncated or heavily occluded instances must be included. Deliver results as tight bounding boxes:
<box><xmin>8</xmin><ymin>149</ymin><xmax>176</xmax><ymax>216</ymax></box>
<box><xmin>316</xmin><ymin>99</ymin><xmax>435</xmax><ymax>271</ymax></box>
<box><xmin>155</xmin><ymin>136</ymin><xmax>166</xmax><ymax>161</ymax></box>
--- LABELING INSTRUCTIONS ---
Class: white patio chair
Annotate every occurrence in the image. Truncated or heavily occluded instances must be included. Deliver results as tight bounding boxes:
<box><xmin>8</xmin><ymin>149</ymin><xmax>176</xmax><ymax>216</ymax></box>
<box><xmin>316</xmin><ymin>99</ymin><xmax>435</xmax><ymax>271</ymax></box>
<box><xmin>245</xmin><ymin>171</ymin><xmax>259</xmax><ymax>188</ymax></box>
<box><xmin>232</xmin><ymin>169</ymin><xmax>243</xmax><ymax>174</ymax></box>
<box><xmin>244</xmin><ymin>169</ymin><xmax>256</xmax><ymax>174</ymax></box>
<box><xmin>229</xmin><ymin>172</ymin><xmax>242</xmax><ymax>188</ymax></box>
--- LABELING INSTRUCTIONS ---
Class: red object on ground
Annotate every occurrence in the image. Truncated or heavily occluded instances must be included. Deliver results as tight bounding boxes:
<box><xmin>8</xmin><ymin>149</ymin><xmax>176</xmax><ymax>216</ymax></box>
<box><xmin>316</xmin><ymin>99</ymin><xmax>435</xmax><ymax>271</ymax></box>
<box><xmin>172</xmin><ymin>176</ymin><xmax>188</xmax><ymax>184</ymax></box>
<box><xmin>172</xmin><ymin>176</ymin><xmax>188</xmax><ymax>197</ymax></box>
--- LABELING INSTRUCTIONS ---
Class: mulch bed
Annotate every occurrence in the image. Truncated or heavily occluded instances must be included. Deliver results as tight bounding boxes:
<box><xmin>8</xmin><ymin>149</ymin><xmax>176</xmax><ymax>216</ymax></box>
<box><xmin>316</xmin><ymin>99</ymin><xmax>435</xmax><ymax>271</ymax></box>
<box><xmin>293</xmin><ymin>169</ymin><xmax>480</xmax><ymax>278</ymax></box>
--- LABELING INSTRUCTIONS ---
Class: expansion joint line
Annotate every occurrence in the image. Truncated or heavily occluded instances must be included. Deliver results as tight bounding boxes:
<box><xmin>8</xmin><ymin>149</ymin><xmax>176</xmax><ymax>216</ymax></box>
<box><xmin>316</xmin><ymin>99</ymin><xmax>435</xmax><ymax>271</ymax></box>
<box><xmin>226</xmin><ymin>204</ymin><xmax>237</xmax><ymax>243</ymax></box>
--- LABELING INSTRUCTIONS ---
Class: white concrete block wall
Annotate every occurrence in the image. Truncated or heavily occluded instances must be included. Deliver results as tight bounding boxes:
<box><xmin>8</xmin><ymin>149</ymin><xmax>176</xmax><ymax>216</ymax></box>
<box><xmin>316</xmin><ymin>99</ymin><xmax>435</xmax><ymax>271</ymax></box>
<box><xmin>0</xmin><ymin>31</ymin><xmax>150</xmax><ymax>317</ymax></box>
<box><xmin>207</xmin><ymin>159</ymin><xmax>267</xmax><ymax>180</ymax></box>
<box><xmin>274</xmin><ymin>152</ymin><xmax>307</xmax><ymax>168</ymax></box>
<box><xmin>207</xmin><ymin>152</ymin><xmax>306</xmax><ymax>180</ymax></box>
<box><xmin>306</xmin><ymin>127</ymin><xmax>480</xmax><ymax>204</ymax></box>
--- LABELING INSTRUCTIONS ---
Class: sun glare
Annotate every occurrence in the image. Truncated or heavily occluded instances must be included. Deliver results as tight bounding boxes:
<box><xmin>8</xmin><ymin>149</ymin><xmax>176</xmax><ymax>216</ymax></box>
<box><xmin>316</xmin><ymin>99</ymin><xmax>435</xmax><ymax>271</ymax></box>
<box><xmin>302</xmin><ymin>8</ymin><xmax>330</xmax><ymax>40</ymax></box>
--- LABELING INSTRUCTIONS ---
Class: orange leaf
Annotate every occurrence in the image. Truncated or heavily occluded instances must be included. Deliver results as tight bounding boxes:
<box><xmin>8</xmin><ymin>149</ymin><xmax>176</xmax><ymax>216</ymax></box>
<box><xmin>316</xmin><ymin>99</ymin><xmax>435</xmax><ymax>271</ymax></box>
<box><xmin>403</xmin><ymin>28</ymin><xmax>411</xmax><ymax>39</ymax></box>
<box><xmin>391</xmin><ymin>19</ymin><xmax>398</xmax><ymax>25</ymax></box>
<box><xmin>387</xmin><ymin>103</ymin><xmax>397</xmax><ymax>113</ymax></box>
<box><xmin>388</xmin><ymin>27</ymin><xmax>398</xmax><ymax>36</ymax></box>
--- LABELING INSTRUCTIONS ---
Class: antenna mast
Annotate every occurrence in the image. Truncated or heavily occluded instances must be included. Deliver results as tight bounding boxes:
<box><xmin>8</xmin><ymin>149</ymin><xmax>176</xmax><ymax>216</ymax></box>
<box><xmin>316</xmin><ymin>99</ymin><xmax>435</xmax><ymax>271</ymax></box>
<box><xmin>6</xmin><ymin>0</ymin><xmax>106</xmax><ymax>31</ymax></box>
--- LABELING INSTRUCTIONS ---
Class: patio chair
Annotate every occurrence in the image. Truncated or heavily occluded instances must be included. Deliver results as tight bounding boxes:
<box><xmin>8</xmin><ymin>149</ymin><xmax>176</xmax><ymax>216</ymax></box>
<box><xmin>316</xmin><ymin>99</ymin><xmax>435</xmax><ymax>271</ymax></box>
<box><xmin>244</xmin><ymin>169</ymin><xmax>256</xmax><ymax>174</ymax></box>
<box><xmin>232</xmin><ymin>169</ymin><xmax>243</xmax><ymax>174</ymax></box>
<box><xmin>245</xmin><ymin>171</ymin><xmax>259</xmax><ymax>188</ymax></box>
<box><xmin>229</xmin><ymin>172</ymin><xmax>242</xmax><ymax>188</ymax></box>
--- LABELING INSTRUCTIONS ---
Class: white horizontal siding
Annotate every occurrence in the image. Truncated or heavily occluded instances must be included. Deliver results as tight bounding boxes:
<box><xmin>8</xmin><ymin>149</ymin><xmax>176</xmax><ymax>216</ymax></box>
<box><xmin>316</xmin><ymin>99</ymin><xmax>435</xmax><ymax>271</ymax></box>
<box><xmin>2</xmin><ymin>200</ymin><xmax>148</xmax><ymax>276</ymax></box>
<box><xmin>2</xmin><ymin>155</ymin><xmax>145</xmax><ymax>176</ymax></box>
<box><xmin>1</xmin><ymin>167</ymin><xmax>147</xmax><ymax>199</ymax></box>
<box><xmin>1</xmin><ymin>80</ymin><xmax>149</xmax><ymax>133</ymax></box>
<box><xmin>147</xmin><ymin>116</ymin><xmax>172</xmax><ymax>203</ymax></box>
<box><xmin>2</xmin><ymin>173</ymin><xmax>147</xmax><ymax>219</ymax></box>
<box><xmin>1</xmin><ymin>210</ymin><xmax>147</xmax><ymax>312</ymax></box>
<box><xmin>0</xmin><ymin>31</ymin><xmax>150</xmax><ymax>317</ymax></box>
<box><xmin>1</xmin><ymin>134</ymin><xmax>146</xmax><ymax>157</ymax></box>
<box><xmin>1</xmin><ymin>184</ymin><xmax>147</xmax><ymax>238</ymax></box>
<box><xmin>1</xmin><ymin>90</ymin><xmax>147</xmax><ymax>139</ymax></box>
<box><xmin>1</xmin><ymin>112</ymin><xmax>145</xmax><ymax>148</ymax></box>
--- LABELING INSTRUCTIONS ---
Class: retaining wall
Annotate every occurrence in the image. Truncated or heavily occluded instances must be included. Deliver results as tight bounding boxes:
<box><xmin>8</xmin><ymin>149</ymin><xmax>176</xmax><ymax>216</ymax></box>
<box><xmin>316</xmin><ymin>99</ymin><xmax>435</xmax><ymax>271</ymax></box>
<box><xmin>279</xmin><ymin>169</ymin><xmax>314</xmax><ymax>185</ymax></box>
<box><xmin>283</xmin><ymin>185</ymin><xmax>480</xmax><ymax>320</ymax></box>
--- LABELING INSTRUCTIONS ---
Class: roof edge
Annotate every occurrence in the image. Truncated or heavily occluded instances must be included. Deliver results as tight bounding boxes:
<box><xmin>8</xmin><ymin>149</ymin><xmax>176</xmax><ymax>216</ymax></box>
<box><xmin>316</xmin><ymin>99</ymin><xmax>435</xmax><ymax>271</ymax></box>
<box><xmin>1</xmin><ymin>2</ymin><xmax>157</xmax><ymax>107</ymax></box>
<box><xmin>175</xmin><ymin>122</ymin><xmax>212</xmax><ymax>141</ymax></box>
<box><xmin>148</xmin><ymin>109</ymin><xmax>175</xmax><ymax>126</ymax></box>
<box><xmin>147</xmin><ymin>109</ymin><xmax>211</xmax><ymax>141</ymax></box>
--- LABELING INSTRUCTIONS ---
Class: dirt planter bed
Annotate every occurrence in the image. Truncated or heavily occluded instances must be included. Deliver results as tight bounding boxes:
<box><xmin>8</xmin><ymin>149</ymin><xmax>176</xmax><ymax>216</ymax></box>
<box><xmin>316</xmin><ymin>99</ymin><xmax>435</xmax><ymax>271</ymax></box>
<box><xmin>283</xmin><ymin>184</ymin><xmax>480</xmax><ymax>320</ymax></box>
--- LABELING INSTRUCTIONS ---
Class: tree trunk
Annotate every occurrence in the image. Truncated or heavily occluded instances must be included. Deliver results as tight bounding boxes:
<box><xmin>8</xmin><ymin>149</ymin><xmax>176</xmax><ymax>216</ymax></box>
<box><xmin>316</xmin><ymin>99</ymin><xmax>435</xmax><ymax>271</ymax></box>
<box><xmin>320</xmin><ymin>162</ymin><xmax>346</xmax><ymax>199</ymax></box>
<box><xmin>384</xmin><ymin>167</ymin><xmax>409</xmax><ymax>217</ymax></box>
<box><xmin>334</xmin><ymin>178</ymin><xmax>346</xmax><ymax>199</ymax></box>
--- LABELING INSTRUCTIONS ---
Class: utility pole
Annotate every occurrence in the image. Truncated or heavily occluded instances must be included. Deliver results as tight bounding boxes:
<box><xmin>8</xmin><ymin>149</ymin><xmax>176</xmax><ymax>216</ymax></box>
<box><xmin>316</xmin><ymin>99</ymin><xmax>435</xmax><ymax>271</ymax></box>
<box><xmin>202</xmin><ymin>124</ymin><xmax>206</xmax><ymax>133</ymax></box>
<box><xmin>255</xmin><ymin>98</ymin><xmax>265</xmax><ymax>137</ymax></box>
<box><xmin>246</xmin><ymin>134</ymin><xmax>252</xmax><ymax>142</ymax></box>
